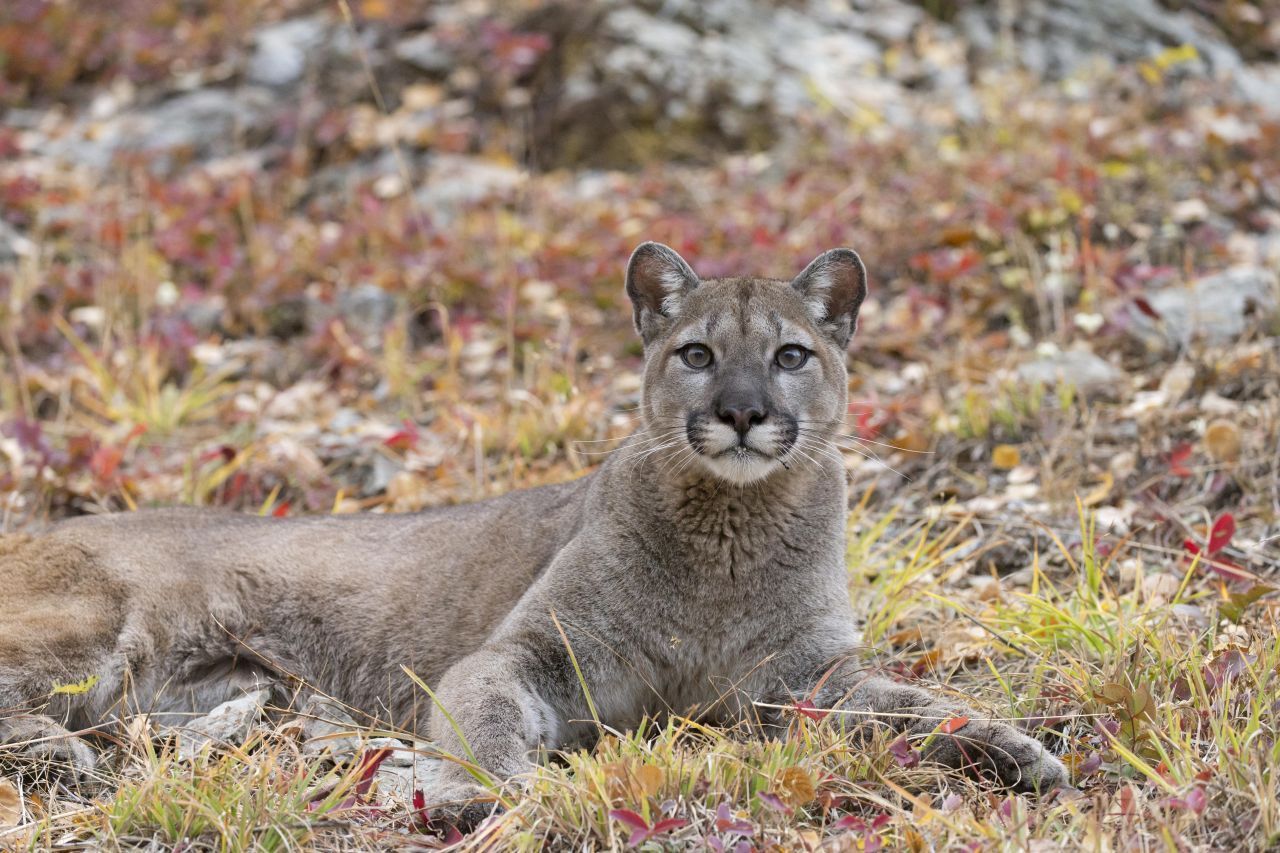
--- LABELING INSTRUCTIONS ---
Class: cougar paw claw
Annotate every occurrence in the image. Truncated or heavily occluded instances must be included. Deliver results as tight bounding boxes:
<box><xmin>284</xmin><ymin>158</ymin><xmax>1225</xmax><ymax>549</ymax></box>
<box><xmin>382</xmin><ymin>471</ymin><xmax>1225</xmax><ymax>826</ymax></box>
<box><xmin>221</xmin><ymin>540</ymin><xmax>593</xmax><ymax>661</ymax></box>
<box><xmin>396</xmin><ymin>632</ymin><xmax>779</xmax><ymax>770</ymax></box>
<box><xmin>420</xmin><ymin>784</ymin><xmax>502</xmax><ymax>836</ymax></box>
<box><xmin>0</xmin><ymin>715</ymin><xmax>98</xmax><ymax>782</ymax></box>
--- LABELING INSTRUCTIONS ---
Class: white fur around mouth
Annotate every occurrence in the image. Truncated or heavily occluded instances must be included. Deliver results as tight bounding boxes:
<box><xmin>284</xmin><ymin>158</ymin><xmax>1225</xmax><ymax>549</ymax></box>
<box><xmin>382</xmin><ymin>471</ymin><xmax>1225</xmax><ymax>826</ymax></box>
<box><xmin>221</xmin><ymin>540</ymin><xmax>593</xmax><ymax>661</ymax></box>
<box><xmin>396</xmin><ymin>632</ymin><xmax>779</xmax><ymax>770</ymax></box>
<box><xmin>698</xmin><ymin>444</ymin><xmax>782</xmax><ymax>484</ymax></box>
<box><xmin>715</xmin><ymin>445</ymin><xmax>763</xmax><ymax>459</ymax></box>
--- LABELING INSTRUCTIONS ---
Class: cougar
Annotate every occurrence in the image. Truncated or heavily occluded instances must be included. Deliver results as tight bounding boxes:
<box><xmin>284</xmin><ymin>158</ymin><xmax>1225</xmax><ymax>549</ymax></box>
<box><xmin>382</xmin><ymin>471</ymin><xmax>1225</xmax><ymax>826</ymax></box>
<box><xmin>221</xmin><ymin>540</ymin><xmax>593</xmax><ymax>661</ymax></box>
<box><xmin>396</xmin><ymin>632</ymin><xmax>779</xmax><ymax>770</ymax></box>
<box><xmin>0</xmin><ymin>243</ymin><xmax>1066</xmax><ymax>828</ymax></box>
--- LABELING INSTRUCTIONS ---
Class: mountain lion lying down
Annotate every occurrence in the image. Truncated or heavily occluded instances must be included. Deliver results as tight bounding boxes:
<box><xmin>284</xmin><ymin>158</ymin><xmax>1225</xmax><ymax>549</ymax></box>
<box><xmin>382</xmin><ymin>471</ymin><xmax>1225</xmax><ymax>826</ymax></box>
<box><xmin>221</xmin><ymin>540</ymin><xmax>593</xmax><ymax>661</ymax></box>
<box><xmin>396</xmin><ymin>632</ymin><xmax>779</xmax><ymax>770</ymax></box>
<box><xmin>0</xmin><ymin>243</ymin><xmax>1066</xmax><ymax>829</ymax></box>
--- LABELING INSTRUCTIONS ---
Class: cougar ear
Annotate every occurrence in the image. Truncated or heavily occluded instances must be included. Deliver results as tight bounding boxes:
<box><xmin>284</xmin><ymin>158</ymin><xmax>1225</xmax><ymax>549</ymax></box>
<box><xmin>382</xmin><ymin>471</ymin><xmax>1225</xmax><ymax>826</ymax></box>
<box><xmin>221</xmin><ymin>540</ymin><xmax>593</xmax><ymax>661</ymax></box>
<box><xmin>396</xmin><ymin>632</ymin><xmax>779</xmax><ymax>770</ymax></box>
<box><xmin>625</xmin><ymin>242</ymin><xmax>699</xmax><ymax>343</ymax></box>
<box><xmin>791</xmin><ymin>248</ymin><xmax>868</xmax><ymax>348</ymax></box>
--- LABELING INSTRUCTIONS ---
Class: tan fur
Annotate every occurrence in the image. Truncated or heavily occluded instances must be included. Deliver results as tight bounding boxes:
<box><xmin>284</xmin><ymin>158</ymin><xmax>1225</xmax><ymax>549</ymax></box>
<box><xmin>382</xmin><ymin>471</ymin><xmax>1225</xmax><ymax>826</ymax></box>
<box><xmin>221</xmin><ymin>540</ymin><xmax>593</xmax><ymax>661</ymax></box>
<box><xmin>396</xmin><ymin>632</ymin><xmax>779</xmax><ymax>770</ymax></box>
<box><xmin>0</xmin><ymin>244</ymin><xmax>1066</xmax><ymax>829</ymax></box>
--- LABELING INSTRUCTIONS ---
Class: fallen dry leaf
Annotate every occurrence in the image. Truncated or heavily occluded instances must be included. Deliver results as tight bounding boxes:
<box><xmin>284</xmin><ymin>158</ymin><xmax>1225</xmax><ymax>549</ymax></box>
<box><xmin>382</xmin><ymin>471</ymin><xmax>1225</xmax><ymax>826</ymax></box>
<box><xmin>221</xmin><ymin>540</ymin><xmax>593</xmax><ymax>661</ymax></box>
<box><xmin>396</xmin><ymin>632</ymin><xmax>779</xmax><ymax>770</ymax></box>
<box><xmin>992</xmin><ymin>445</ymin><xmax>1021</xmax><ymax>470</ymax></box>
<box><xmin>0</xmin><ymin>779</ymin><xmax>22</xmax><ymax>827</ymax></box>
<box><xmin>602</xmin><ymin>760</ymin><xmax>664</xmax><ymax>802</ymax></box>
<box><xmin>775</xmin><ymin>765</ymin><xmax>817</xmax><ymax>807</ymax></box>
<box><xmin>1203</xmin><ymin>419</ymin><xmax>1242</xmax><ymax>463</ymax></box>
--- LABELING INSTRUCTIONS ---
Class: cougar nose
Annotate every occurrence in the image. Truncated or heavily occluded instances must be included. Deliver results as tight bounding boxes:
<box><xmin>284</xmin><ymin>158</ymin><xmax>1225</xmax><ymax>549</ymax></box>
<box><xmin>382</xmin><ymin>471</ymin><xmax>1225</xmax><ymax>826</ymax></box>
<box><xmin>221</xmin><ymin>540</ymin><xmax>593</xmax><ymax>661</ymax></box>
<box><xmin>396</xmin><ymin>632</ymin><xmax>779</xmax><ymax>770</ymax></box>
<box><xmin>718</xmin><ymin>404</ymin><xmax>766</xmax><ymax>437</ymax></box>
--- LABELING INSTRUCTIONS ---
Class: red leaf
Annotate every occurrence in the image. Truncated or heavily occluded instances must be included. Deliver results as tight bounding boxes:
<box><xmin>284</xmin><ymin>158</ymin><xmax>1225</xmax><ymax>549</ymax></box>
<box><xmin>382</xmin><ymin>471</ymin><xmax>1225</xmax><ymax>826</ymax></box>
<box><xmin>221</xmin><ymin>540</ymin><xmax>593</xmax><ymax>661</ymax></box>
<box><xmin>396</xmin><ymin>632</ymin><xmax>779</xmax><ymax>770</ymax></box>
<box><xmin>1133</xmin><ymin>296</ymin><xmax>1162</xmax><ymax>320</ymax></box>
<box><xmin>384</xmin><ymin>419</ymin><xmax>419</xmax><ymax>452</ymax></box>
<box><xmin>1167</xmin><ymin>786</ymin><xmax>1207</xmax><ymax>815</ymax></box>
<box><xmin>793</xmin><ymin>699</ymin><xmax>829</xmax><ymax>722</ymax></box>
<box><xmin>1206</xmin><ymin>648</ymin><xmax>1254</xmax><ymax>685</ymax></box>
<box><xmin>354</xmin><ymin>748</ymin><xmax>392</xmax><ymax>798</ymax></box>
<box><xmin>609</xmin><ymin>808</ymin><xmax>650</xmax><ymax>832</ymax></box>
<box><xmin>90</xmin><ymin>445</ymin><xmax>123</xmax><ymax>480</ymax></box>
<box><xmin>855</xmin><ymin>407</ymin><xmax>882</xmax><ymax>440</ymax></box>
<box><xmin>199</xmin><ymin>445</ymin><xmax>237</xmax><ymax>465</ymax></box>
<box><xmin>758</xmin><ymin>792</ymin><xmax>793</xmax><ymax>814</ymax></box>
<box><xmin>224</xmin><ymin>470</ymin><xmax>249</xmax><ymax>503</ymax></box>
<box><xmin>1168</xmin><ymin>443</ymin><xmax>1193</xmax><ymax>477</ymax></box>
<box><xmin>411</xmin><ymin>789</ymin><xmax>429</xmax><ymax>826</ymax></box>
<box><xmin>714</xmin><ymin>802</ymin><xmax>753</xmax><ymax>834</ymax></box>
<box><xmin>888</xmin><ymin>734</ymin><xmax>920</xmax><ymax>768</ymax></box>
<box><xmin>1208</xmin><ymin>514</ymin><xmax>1235</xmax><ymax>555</ymax></box>
<box><xmin>938</xmin><ymin>715</ymin><xmax>971</xmax><ymax>734</ymax></box>
<box><xmin>649</xmin><ymin>818</ymin><xmax>688</xmax><ymax>834</ymax></box>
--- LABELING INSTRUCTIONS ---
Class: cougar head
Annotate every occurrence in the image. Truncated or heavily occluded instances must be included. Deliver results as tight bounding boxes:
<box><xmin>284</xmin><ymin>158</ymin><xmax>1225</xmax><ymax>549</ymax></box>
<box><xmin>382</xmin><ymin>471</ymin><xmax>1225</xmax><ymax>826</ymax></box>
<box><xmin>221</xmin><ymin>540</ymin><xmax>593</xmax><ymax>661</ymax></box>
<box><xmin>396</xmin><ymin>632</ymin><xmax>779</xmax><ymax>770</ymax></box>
<box><xmin>625</xmin><ymin>242</ymin><xmax>866</xmax><ymax>485</ymax></box>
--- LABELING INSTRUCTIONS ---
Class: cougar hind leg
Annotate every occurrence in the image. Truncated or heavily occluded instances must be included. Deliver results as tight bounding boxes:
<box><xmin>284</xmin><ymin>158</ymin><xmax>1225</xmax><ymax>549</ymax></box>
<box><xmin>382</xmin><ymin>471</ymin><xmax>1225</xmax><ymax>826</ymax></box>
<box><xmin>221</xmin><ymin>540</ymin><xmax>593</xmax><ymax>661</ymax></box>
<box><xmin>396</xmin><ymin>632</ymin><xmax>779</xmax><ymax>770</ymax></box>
<box><xmin>0</xmin><ymin>533</ymin><xmax>129</xmax><ymax>780</ymax></box>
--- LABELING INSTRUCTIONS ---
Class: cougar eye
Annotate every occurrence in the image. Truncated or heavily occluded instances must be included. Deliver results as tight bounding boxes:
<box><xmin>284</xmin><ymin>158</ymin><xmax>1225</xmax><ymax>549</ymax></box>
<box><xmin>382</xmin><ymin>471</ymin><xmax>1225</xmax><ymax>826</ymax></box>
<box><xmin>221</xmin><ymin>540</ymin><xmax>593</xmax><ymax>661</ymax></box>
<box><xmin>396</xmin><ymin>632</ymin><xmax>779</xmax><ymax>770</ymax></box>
<box><xmin>679</xmin><ymin>343</ymin><xmax>714</xmax><ymax>369</ymax></box>
<box><xmin>775</xmin><ymin>345</ymin><xmax>810</xmax><ymax>370</ymax></box>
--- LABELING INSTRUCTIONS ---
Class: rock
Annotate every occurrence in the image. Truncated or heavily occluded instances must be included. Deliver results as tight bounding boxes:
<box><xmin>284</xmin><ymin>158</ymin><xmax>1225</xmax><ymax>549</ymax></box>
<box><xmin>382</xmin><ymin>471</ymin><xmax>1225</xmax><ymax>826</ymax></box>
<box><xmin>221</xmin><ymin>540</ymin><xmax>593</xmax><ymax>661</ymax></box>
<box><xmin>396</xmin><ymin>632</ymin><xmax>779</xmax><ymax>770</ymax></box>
<box><xmin>248</xmin><ymin>17</ymin><xmax>331</xmax><ymax>87</ymax></box>
<box><xmin>0</xmin><ymin>221</ymin><xmax>34</xmax><ymax>266</ymax></box>
<box><xmin>956</xmin><ymin>0</ymin><xmax>1238</xmax><ymax>81</ymax></box>
<box><xmin>144</xmin><ymin>89</ymin><xmax>273</xmax><ymax>155</ymax></box>
<box><xmin>1016</xmin><ymin>348</ymin><xmax>1125</xmax><ymax>396</ymax></box>
<box><xmin>337</xmin><ymin>283</ymin><xmax>400</xmax><ymax>349</ymax></box>
<box><xmin>1171</xmin><ymin>198</ymin><xmax>1210</xmax><ymax>224</ymax></box>
<box><xmin>374</xmin><ymin>748</ymin><xmax>446</xmax><ymax>804</ymax></box>
<box><xmin>1128</xmin><ymin>266</ymin><xmax>1280</xmax><ymax>349</ymax></box>
<box><xmin>328</xmin><ymin>407</ymin><xmax>365</xmax><ymax>433</ymax></box>
<box><xmin>1235</xmin><ymin>64</ymin><xmax>1280</xmax><ymax>116</ymax></box>
<box><xmin>299</xmin><ymin>695</ymin><xmax>364</xmax><ymax>760</ymax></box>
<box><xmin>50</xmin><ymin>88</ymin><xmax>273</xmax><ymax>170</ymax></box>
<box><xmin>414</xmin><ymin>155</ymin><xmax>524</xmax><ymax>223</ymax></box>
<box><xmin>368</xmin><ymin>737</ymin><xmax>416</xmax><ymax>767</ymax></box>
<box><xmin>176</xmin><ymin>688</ymin><xmax>271</xmax><ymax>759</ymax></box>
<box><xmin>362</xmin><ymin>452</ymin><xmax>403</xmax><ymax>496</ymax></box>
<box><xmin>179</xmin><ymin>294</ymin><xmax>228</xmax><ymax>338</ymax></box>
<box><xmin>294</xmin><ymin>697</ymin><xmax>434</xmax><ymax>798</ymax></box>
<box><xmin>394</xmin><ymin>31</ymin><xmax>455</xmax><ymax>74</ymax></box>
<box><xmin>555</xmin><ymin>0</ymin><xmax>894</xmax><ymax>159</ymax></box>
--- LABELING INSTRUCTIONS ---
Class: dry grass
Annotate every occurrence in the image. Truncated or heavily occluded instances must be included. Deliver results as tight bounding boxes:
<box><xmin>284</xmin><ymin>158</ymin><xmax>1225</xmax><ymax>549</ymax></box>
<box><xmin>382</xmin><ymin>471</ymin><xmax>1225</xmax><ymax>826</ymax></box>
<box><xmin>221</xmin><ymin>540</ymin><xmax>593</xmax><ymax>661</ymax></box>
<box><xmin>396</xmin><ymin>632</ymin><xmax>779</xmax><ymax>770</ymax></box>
<box><xmin>2</xmin><ymin>500</ymin><xmax>1276</xmax><ymax>851</ymax></box>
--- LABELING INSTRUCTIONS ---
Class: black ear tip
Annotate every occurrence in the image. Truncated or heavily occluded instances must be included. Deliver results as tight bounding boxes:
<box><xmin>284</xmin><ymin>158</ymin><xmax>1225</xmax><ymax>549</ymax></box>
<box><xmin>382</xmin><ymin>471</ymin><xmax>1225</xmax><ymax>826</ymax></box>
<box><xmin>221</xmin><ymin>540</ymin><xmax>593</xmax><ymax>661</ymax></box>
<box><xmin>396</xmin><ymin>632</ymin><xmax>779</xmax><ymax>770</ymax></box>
<box><xmin>626</xmin><ymin>241</ymin><xmax>665</xmax><ymax>276</ymax></box>
<box><xmin>629</xmin><ymin>240</ymin><xmax>670</xmax><ymax>258</ymax></box>
<box><xmin>825</xmin><ymin>247</ymin><xmax>865</xmax><ymax>268</ymax></box>
<box><xmin>825</xmin><ymin>248</ymin><xmax>868</xmax><ymax>291</ymax></box>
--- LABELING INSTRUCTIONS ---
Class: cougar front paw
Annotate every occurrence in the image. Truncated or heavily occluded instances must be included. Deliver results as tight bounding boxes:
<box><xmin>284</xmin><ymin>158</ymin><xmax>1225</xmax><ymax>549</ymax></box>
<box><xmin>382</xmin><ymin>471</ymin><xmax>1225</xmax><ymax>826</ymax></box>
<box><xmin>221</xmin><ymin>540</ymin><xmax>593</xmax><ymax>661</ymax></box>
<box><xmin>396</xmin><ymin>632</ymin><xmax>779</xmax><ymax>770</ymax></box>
<box><xmin>924</xmin><ymin>719</ymin><xmax>1067</xmax><ymax>793</ymax></box>
<box><xmin>420</xmin><ymin>782</ymin><xmax>502</xmax><ymax>835</ymax></box>
<box><xmin>0</xmin><ymin>714</ymin><xmax>98</xmax><ymax>782</ymax></box>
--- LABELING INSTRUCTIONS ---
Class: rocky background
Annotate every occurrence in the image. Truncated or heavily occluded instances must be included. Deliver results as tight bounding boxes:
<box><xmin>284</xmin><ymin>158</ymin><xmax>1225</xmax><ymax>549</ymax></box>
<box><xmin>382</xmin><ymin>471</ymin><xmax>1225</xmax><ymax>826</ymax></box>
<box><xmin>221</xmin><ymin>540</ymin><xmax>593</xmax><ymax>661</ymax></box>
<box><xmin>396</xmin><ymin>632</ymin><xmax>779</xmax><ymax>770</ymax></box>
<box><xmin>1</xmin><ymin>0</ymin><xmax>1280</xmax><ymax>849</ymax></box>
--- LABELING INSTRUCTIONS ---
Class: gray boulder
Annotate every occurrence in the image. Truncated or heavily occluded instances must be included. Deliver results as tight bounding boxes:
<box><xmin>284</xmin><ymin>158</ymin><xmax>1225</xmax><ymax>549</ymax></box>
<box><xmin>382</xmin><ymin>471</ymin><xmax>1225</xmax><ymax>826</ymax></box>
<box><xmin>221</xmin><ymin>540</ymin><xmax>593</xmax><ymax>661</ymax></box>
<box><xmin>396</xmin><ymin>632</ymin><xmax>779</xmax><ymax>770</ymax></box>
<box><xmin>1017</xmin><ymin>348</ymin><xmax>1125</xmax><ymax>397</ymax></box>
<box><xmin>49</xmin><ymin>88</ymin><xmax>273</xmax><ymax>170</ymax></box>
<box><xmin>1128</xmin><ymin>266</ymin><xmax>1280</xmax><ymax>349</ymax></box>
<box><xmin>0</xmin><ymin>221</ymin><xmax>34</xmax><ymax>267</ymax></box>
<box><xmin>175</xmin><ymin>688</ymin><xmax>272</xmax><ymax>759</ymax></box>
<box><xmin>248</xmin><ymin>17</ymin><xmax>331</xmax><ymax>87</ymax></box>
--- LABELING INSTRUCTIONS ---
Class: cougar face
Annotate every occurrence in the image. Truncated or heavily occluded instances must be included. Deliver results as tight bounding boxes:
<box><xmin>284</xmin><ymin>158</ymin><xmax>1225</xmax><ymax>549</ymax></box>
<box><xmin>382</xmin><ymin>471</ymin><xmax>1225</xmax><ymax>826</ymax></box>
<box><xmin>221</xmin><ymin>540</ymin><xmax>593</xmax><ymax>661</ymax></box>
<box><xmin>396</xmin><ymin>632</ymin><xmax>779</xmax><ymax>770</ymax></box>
<box><xmin>626</xmin><ymin>243</ymin><xmax>867</xmax><ymax>485</ymax></box>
